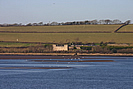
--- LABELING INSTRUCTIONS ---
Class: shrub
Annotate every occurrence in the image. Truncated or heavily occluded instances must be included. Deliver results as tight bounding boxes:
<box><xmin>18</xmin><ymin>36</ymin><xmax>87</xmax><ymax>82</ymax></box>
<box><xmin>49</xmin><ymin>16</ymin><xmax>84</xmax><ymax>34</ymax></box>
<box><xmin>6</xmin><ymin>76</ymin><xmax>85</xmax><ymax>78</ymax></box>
<box><xmin>73</xmin><ymin>46</ymin><xmax>77</xmax><ymax>49</ymax></box>
<box><xmin>112</xmin><ymin>48</ymin><xmax>117</xmax><ymax>53</ymax></box>
<box><xmin>107</xmin><ymin>46</ymin><xmax>133</xmax><ymax>50</ymax></box>
<box><xmin>80</xmin><ymin>46</ymin><xmax>92</xmax><ymax>50</ymax></box>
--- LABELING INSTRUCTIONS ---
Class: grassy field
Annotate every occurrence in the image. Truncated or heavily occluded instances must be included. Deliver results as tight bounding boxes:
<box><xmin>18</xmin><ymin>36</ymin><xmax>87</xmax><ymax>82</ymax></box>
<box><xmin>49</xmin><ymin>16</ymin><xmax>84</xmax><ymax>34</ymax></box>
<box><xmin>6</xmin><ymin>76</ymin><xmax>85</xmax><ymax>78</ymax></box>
<box><xmin>117</xmin><ymin>24</ymin><xmax>133</xmax><ymax>32</ymax></box>
<box><xmin>0</xmin><ymin>33</ymin><xmax>133</xmax><ymax>43</ymax></box>
<box><xmin>0</xmin><ymin>42</ymin><xmax>37</xmax><ymax>47</ymax></box>
<box><xmin>0</xmin><ymin>25</ymin><xmax>133</xmax><ymax>44</ymax></box>
<box><xmin>0</xmin><ymin>25</ymin><xmax>121</xmax><ymax>33</ymax></box>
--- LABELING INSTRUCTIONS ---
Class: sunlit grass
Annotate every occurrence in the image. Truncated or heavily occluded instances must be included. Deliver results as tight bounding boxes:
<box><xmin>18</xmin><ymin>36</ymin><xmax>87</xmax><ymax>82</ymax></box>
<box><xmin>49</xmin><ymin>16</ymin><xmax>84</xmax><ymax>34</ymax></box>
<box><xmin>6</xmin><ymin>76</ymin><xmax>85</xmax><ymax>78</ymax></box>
<box><xmin>0</xmin><ymin>33</ymin><xmax>133</xmax><ymax>43</ymax></box>
<box><xmin>0</xmin><ymin>42</ymin><xmax>37</xmax><ymax>47</ymax></box>
<box><xmin>0</xmin><ymin>25</ymin><xmax>121</xmax><ymax>32</ymax></box>
<box><xmin>118</xmin><ymin>24</ymin><xmax>133</xmax><ymax>32</ymax></box>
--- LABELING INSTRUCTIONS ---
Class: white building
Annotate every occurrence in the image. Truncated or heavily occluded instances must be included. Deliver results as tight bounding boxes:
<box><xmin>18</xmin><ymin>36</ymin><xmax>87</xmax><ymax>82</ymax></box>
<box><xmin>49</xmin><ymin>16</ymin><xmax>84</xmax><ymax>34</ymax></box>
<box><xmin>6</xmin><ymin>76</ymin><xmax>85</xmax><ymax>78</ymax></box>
<box><xmin>53</xmin><ymin>45</ymin><xmax>68</xmax><ymax>51</ymax></box>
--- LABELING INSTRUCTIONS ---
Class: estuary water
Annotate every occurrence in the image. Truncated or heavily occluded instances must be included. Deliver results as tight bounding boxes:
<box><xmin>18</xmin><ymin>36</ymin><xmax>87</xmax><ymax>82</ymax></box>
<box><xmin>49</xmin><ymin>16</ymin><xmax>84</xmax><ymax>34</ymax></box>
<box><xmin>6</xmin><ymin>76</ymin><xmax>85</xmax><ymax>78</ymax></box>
<box><xmin>0</xmin><ymin>56</ymin><xmax>133</xmax><ymax>89</ymax></box>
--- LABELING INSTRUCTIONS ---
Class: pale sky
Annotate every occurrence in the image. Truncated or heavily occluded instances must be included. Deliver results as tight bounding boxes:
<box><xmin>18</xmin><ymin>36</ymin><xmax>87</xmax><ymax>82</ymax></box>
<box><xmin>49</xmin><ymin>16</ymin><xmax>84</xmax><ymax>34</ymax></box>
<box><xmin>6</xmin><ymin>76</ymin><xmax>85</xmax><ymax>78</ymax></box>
<box><xmin>0</xmin><ymin>0</ymin><xmax>133</xmax><ymax>24</ymax></box>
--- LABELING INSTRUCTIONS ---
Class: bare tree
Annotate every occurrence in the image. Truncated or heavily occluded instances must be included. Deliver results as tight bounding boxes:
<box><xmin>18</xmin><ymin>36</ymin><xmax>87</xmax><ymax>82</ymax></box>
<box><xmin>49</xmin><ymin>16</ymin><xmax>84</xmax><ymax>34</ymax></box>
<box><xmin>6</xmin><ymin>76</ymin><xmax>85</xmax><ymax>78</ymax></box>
<box><xmin>105</xmin><ymin>19</ymin><xmax>112</xmax><ymax>24</ymax></box>
<box><xmin>91</xmin><ymin>20</ymin><xmax>98</xmax><ymax>24</ymax></box>
<box><xmin>26</xmin><ymin>23</ymin><xmax>32</xmax><ymax>26</ymax></box>
<box><xmin>13</xmin><ymin>23</ymin><xmax>18</xmax><ymax>26</ymax></box>
<box><xmin>99</xmin><ymin>20</ymin><xmax>105</xmax><ymax>24</ymax></box>
<box><xmin>33</xmin><ymin>23</ymin><xmax>38</xmax><ymax>26</ymax></box>
<box><xmin>38</xmin><ymin>22</ymin><xmax>43</xmax><ymax>26</ymax></box>
<box><xmin>112</xmin><ymin>19</ymin><xmax>121</xmax><ymax>24</ymax></box>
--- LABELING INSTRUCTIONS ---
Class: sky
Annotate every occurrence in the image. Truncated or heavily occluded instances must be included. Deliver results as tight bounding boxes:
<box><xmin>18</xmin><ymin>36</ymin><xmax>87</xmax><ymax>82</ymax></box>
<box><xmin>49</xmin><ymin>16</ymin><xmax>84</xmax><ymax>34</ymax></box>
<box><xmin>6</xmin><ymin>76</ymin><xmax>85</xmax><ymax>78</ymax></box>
<box><xmin>0</xmin><ymin>0</ymin><xmax>133</xmax><ymax>24</ymax></box>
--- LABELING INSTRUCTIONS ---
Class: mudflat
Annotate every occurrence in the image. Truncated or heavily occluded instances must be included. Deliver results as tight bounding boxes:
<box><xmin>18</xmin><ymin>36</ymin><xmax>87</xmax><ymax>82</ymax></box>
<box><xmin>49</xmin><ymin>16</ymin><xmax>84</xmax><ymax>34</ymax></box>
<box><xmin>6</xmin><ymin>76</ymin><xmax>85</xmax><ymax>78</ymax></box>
<box><xmin>0</xmin><ymin>55</ymin><xmax>126</xmax><ymax>60</ymax></box>
<box><xmin>0</xmin><ymin>67</ymin><xmax>72</xmax><ymax>69</ymax></box>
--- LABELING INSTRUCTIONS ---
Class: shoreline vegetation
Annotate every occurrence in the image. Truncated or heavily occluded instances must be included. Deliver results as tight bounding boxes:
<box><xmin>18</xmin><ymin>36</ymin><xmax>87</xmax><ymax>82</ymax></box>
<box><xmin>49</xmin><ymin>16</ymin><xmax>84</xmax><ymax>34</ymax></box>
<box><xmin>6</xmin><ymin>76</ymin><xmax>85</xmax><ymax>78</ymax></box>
<box><xmin>0</xmin><ymin>41</ymin><xmax>133</xmax><ymax>56</ymax></box>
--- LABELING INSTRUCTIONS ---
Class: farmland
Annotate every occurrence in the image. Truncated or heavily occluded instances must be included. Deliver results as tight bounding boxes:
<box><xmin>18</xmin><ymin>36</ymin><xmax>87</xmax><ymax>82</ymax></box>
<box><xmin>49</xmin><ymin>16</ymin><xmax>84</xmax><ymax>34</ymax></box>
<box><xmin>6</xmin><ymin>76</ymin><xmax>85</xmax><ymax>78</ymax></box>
<box><xmin>0</xmin><ymin>25</ymin><xmax>133</xmax><ymax>54</ymax></box>
<box><xmin>0</xmin><ymin>33</ymin><xmax>133</xmax><ymax>43</ymax></box>
<box><xmin>0</xmin><ymin>25</ymin><xmax>133</xmax><ymax>44</ymax></box>
<box><xmin>0</xmin><ymin>42</ymin><xmax>37</xmax><ymax>47</ymax></box>
<box><xmin>0</xmin><ymin>25</ymin><xmax>121</xmax><ymax>33</ymax></box>
<box><xmin>117</xmin><ymin>24</ymin><xmax>133</xmax><ymax>32</ymax></box>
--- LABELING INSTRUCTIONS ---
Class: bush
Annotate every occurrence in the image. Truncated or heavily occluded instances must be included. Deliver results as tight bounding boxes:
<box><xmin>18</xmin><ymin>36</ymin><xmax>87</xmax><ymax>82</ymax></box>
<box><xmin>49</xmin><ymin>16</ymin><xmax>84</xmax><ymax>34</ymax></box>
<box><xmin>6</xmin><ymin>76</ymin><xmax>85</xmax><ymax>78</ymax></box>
<box><xmin>80</xmin><ymin>46</ymin><xmax>92</xmax><ymax>50</ymax></box>
<box><xmin>112</xmin><ymin>48</ymin><xmax>117</xmax><ymax>53</ymax></box>
<box><xmin>117</xmin><ymin>48</ymin><xmax>133</xmax><ymax>53</ymax></box>
<box><xmin>73</xmin><ymin>46</ymin><xmax>77</xmax><ymax>49</ymax></box>
<box><xmin>107</xmin><ymin>46</ymin><xmax>133</xmax><ymax>50</ymax></box>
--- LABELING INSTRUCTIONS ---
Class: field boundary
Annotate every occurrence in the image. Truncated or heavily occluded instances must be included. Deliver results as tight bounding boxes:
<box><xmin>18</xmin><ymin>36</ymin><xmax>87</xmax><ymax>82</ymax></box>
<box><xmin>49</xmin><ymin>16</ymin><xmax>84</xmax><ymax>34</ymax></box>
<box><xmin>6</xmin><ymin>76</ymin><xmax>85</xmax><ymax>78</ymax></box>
<box><xmin>116</xmin><ymin>31</ymin><xmax>133</xmax><ymax>33</ymax></box>
<box><xmin>1</xmin><ymin>31</ymin><xmax>133</xmax><ymax>33</ymax></box>
<box><xmin>0</xmin><ymin>41</ymin><xmax>58</xmax><ymax>44</ymax></box>
<box><xmin>114</xmin><ymin>24</ymin><xmax>128</xmax><ymax>33</ymax></box>
<box><xmin>0</xmin><ymin>31</ymin><xmax>111</xmax><ymax>33</ymax></box>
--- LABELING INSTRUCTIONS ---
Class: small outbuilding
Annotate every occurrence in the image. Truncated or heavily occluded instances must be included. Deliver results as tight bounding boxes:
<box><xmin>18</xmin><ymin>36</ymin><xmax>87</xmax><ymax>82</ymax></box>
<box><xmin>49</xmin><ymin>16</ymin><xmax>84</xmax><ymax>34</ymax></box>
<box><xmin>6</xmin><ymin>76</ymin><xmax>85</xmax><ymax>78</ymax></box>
<box><xmin>53</xmin><ymin>45</ymin><xmax>68</xmax><ymax>51</ymax></box>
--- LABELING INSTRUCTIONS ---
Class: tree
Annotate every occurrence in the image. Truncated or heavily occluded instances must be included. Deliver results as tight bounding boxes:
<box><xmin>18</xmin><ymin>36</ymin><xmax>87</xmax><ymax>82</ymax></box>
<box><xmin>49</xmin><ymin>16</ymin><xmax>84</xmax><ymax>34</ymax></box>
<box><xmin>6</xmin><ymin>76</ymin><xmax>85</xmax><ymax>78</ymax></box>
<box><xmin>13</xmin><ymin>23</ymin><xmax>18</xmax><ymax>26</ymax></box>
<box><xmin>32</xmin><ymin>23</ymin><xmax>38</xmax><ymax>26</ymax></box>
<box><xmin>105</xmin><ymin>19</ymin><xmax>112</xmax><ymax>24</ymax></box>
<box><xmin>38</xmin><ymin>22</ymin><xmax>43</xmax><ymax>26</ymax></box>
<box><xmin>99</xmin><ymin>20</ymin><xmax>105</xmax><ymax>24</ymax></box>
<box><xmin>100</xmin><ymin>41</ymin><xmax>104</xmax><ymax>46</ymax></box>
<box><xmin>124</xmin><ymin>20</ymin><xmax>131</xmax><ymax>25</ymax></box>
<box><xmin>112</xmin><ymin>19</ymin><xmax>122</xmax><ymax>24</ymax></box>
<box><xmin>26</xmin><ymin>23</ymin><xmax>32</xmax><ymax>26</ymax></box>
<box><xmin>73</xmin><ymin>46</ymin><xmax>77</xmax><ymax>49</ymax></box>
<box><xmin>112</xmin><ymin>48</ymin><xmax>117</xmax><ymax>53</ymax></box>
<box><xmin>91</xmin><ymin>20</ymin><xmax>98</xmax><ymax>24</ymax></box>
<box><xmin>72</xmin><ymin>21</ymin><xmax>76</xmax><ymax>25</ymax></box>
<box><xmin>85</xmin><ymin>20</ymin><xmax>89</xmax><ymax>24</ymax></box>
<box><xmin>50</xmin><ymin>22</ymin><xmax>58</xmax><ymax>26</ymax></box>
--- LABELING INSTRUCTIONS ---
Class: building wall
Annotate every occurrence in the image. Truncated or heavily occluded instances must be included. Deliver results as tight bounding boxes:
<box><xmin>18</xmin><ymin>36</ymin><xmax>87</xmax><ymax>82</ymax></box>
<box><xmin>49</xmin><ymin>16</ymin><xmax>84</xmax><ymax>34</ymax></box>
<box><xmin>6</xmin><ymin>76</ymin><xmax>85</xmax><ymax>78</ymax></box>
<box><xmin>53</xmin><ymin>45</ymin><xmax>68</xmax><ymax>51</ymax></box>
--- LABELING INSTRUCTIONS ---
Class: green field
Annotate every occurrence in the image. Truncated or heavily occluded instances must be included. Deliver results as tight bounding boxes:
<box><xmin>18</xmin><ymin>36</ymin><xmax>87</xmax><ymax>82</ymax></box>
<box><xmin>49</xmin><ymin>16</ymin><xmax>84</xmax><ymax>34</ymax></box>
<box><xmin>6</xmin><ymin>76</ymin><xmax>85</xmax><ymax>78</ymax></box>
<box><xmin>0</xmin><ymin>42</ymin><xmax>37</xmax><ymax>47</ymax></box>
<box><xmin>0</xmin><ymin>25</ymin><xmax>121</xmax><ymax>32</ymax></box>
<box><xmin>0</xmin><ymin>25</ymin><xmax>133</xmax><ymax>44</ymax></box>
<box><xmin>0</xmin><ymin>33</ymin><xmax>133</xmax><ymax>43</ymax></box>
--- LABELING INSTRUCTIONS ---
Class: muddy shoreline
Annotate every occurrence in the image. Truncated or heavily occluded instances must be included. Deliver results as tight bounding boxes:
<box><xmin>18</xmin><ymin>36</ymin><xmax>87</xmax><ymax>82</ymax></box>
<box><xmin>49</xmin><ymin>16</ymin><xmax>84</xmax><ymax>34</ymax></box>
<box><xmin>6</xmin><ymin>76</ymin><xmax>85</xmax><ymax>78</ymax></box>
<box><xmin>0</xmin><ymin>67</ymin><xmax>72</xmax><ymax>69</ymax></box>
<box><xmin>31</xmin><ymin>59</ymin><xmax>114</xmax><ymax>62</ymax></box>
<box><xmin>0</xmin><ymin>53</ymin><xmax>133</xmax><ymax>59</ymax></box>
<box><xmin>0</xmin><ymin>55</ymin><xmax>129</xmax><ymax>60</ymax></box>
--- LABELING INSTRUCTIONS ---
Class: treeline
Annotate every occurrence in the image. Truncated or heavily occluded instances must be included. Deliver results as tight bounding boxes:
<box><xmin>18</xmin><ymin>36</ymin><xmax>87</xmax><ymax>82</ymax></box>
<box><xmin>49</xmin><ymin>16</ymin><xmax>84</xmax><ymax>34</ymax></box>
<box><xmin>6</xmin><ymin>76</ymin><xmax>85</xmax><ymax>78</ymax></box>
<box><xmin>69</xmin><ymin>42</ymin><xmax>133</xmax><ymax>53</ymax></box>
<box><xmin>79</xmin><ymin>46</ymin><xmax>133</xmax><ymax>53</ymax></box>
<box><xmin>79</xmin><ymin>43</ymin><xmax>133</xmax><ymax>53</ymax></box>
<box><xmin>0</xmin><ymin>45</ymin><xmax>133</xmax><ymax>53</ymax></box>
<box><xmin>0</xmin><ymin>19</ymin><xmax>131</xmax><ymax>27</ymax></box>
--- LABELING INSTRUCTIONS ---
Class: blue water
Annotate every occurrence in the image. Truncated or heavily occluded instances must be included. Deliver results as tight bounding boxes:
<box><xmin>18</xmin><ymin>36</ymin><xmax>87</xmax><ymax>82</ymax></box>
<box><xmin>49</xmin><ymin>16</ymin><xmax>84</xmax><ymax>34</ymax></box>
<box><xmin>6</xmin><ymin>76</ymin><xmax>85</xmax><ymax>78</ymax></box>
<box><xmin>0</xmin><ymin>56</ymin><xmax>133</xmax><ymax>89</ymax></box>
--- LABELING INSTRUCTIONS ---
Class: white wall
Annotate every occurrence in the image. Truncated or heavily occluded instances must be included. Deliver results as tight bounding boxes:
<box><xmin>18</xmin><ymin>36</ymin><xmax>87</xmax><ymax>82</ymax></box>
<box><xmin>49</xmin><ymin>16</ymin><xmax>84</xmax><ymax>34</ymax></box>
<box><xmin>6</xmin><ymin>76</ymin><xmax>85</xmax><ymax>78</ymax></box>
<box><xmin>53</xmin><ymin>45</ymin><xmax>68</xmax><ymax>51</ymax></box>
